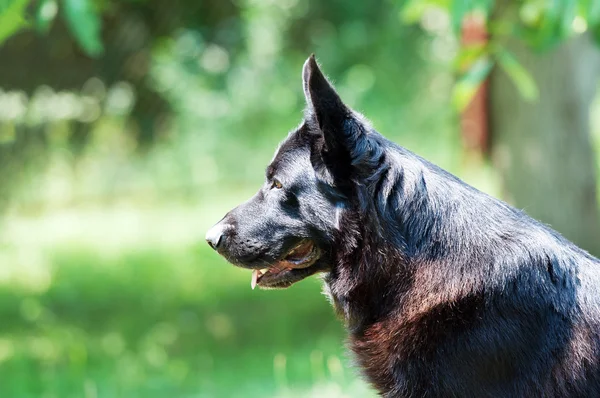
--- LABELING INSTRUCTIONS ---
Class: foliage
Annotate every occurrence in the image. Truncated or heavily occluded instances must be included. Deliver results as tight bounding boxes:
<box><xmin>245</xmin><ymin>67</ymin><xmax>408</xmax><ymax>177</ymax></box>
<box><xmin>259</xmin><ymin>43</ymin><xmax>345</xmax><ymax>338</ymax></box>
<box><xmin>0</xmin><ymin>0</ymin><xmax>453</xmax><ymax>210</ymax></box>
<box><xmin>0</xmin><ymin>0</ymin><xmax>101</xmax><ymax>56</ymax></box>
<box><xmin>402</xmin><ymin>0</ymin><xmax>600</xmax><ymax>108</ymax></box>
<box><xmin>1</xmin><ymin>0</ymin><xmax>597</xmax><ymax>108</ymax></box>
<box><xmin>0</xmin><ymin>0</ymin><xmax>30</xmax><ymax>45</ymax></box>
<box><xmin>61</xmin><ymin>0</ymin><xmax>103</xmax><ymax>56</ymax></box>
<box><xmin>451</xmin><ymin>42</ymin><xmax>538</xmax><ymax>109</ymax></box>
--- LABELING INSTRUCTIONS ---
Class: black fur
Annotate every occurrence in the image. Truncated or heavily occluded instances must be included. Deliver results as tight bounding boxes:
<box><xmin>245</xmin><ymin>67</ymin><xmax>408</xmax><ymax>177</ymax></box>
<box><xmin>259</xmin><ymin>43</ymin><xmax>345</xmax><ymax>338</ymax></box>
<box><xmin>207</xmin><ymin>55</ymin><xmax>600</xmax><ymax>397</ymax></box>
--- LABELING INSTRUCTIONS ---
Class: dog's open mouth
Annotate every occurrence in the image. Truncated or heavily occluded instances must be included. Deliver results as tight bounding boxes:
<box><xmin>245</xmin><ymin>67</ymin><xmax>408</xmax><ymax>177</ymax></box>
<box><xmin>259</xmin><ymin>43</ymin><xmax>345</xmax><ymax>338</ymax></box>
<box><xmin>251</xmin><ymin>240</ymin><xmax>320</xmax><ymax>289</ymax></box>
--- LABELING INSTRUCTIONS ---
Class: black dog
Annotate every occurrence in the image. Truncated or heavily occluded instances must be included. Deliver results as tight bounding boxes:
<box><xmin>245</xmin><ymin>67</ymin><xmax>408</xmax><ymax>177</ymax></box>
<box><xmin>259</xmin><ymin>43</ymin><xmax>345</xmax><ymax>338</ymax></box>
<box><xmin>206</xmin><ymin>55</ymin><xmax>600</xmax><ymax>397</ymax></box>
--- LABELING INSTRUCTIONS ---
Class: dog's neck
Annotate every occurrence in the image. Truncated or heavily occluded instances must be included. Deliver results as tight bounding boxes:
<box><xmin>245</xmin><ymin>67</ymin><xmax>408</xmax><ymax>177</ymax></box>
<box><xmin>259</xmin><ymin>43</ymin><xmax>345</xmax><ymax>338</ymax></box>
<box><xmin>323</xmin><ymin>239</ymin><xmax>410</xmax><ymax>334</ymax></box>
<box><xmin>324</xmin><ymin>202</ymin><xmax>412</xmax><ymax>333</ymax></box>
<box><xmin>320</xmin><ymin>162</ymin><xmax>485</xmax><ymax>394</ymax></box>
<box><xmin>322</xmin><ymin>151</ymin><xmax>457</xmax><ymax>332</ymax></box>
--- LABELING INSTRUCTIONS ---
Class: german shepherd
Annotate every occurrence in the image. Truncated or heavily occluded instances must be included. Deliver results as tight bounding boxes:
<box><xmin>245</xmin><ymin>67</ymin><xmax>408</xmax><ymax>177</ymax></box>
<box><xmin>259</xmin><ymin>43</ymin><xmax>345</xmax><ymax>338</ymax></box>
<box><xmin>206</xmin><ymin>55</ymin><xmax>600</xmax><ymax>397</ymax></box>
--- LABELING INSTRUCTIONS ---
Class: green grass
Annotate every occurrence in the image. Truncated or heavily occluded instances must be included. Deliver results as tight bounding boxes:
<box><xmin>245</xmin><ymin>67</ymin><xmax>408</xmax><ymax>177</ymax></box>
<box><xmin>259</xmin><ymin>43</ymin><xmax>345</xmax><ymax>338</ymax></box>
<box><xmin>0</xmin><ymin>241</ymin><xmax>376</xmax><ymax>397</ymax></box>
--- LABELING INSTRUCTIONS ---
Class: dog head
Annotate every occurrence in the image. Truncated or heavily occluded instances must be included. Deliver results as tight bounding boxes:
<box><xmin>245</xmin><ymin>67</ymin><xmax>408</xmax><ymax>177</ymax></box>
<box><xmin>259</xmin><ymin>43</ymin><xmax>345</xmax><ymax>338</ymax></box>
<box><xmin>206</xmin><ymin>55</ymin><xmax>379</xmax><ymax>289</ymax></box>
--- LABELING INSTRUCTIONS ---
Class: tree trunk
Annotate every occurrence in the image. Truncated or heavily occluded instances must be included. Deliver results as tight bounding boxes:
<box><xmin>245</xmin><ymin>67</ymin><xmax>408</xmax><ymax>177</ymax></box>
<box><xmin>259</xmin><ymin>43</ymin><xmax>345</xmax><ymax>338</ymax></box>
<box><xmin>490</xmin><ymin>33</ymin><xmax>600</xmax><ymax>256</ymax></box>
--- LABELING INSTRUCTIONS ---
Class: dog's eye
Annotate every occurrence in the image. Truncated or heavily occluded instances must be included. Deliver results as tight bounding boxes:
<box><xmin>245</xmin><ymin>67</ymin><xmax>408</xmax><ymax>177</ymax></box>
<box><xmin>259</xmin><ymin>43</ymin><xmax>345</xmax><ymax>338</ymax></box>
<box><xmin>271</xmin><ymin>179</ymin><xmax>283</xmax><ymax>189</ymax></box>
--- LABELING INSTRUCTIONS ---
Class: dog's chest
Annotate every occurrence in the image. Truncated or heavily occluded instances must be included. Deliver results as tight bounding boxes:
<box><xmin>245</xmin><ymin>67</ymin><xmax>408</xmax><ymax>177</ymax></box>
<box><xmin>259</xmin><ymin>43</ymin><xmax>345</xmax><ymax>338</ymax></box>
<box><xmin>349</xmin><ymin>320</ymin><xmax>402</xmax><ymax>394</ymax></box>
<box><xmin>322</xmin><ymin>279</ymin><xmax>402</xmax><ymax>393</ymax></box>
<box><xmin>322</xmin><ymin>276</ymin><xmax>436</xmax><ymax>396</ymax></box>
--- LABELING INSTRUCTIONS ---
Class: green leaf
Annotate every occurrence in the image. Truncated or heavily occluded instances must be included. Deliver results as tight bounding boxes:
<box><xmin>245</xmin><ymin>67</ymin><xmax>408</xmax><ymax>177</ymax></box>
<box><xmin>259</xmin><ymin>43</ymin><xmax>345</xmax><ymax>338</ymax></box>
<box><xmin>452</xmin><ymin>55</ymin><xmax>494</xmax><ymax>110</ymax></box>
<box><xmin>36</xmin><ymin>0</ymin><xmax>58</xmax><ymax>34</ymax></box>
<box><xmin>496</xmin><ymin>49</ymin><xmax>539</xmax><ymax>101</ymax></box>
<box><xmin>0</xmin><ymin>0</ymin><xmax>31</xmax><ymax>46</ymax></box>
<box><xmin>62</xmin><ymin>0</ymin><xmax>103</xmax><ymax>57</ymax></box>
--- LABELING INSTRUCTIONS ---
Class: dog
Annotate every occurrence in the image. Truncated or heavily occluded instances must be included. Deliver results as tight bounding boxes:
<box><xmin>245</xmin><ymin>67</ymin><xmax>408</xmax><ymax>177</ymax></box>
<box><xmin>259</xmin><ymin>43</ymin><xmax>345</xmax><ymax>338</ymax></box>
<box><xmin>206</xmin><ymin>55</ymin><xmax>600</xmax><ymax>397</ymax></box>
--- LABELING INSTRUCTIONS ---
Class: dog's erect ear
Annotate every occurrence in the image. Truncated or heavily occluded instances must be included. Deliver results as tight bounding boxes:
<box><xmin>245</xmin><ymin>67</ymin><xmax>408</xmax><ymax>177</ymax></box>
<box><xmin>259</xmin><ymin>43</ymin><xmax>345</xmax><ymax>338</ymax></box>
<box><xmin>302</xmin><ymin>55</ymin><xmax>349</xmax><ymax>131</ymax></box>
<box><xmin>302</xmin><ymin>55</ymin><xmax>375</xmax><ymax>181</ymax></box>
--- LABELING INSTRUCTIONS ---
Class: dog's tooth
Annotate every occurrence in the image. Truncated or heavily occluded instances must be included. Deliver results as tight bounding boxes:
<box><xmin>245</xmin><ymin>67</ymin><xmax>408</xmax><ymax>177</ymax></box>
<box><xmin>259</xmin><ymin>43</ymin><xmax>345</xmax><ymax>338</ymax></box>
<box><xmin>251</xmin><ymin>269</ymin><xmax>259</xmax><ymax>290</ymax></box>
<box><xmin>261</xmin><ymin>268</ymin><xmax>268</xmax><ymax>274</ymax></box>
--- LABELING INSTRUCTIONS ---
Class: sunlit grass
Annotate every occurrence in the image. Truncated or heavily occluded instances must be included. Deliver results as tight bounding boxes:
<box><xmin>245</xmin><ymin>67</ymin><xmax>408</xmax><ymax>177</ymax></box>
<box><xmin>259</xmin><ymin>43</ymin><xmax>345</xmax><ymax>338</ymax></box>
<box><xmin>0</xmin><ymin>203</ymin><xmax>376</xmax><ymax>397</ymax></box>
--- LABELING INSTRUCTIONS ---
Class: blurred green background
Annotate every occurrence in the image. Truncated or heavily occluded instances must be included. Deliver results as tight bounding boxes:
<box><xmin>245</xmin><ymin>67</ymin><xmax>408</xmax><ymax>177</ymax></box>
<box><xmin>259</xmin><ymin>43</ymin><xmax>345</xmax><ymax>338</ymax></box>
<box><xmin>1</xmin><ymin>0</ymin><xmax>600</xmax><ymax>397</ymax></box>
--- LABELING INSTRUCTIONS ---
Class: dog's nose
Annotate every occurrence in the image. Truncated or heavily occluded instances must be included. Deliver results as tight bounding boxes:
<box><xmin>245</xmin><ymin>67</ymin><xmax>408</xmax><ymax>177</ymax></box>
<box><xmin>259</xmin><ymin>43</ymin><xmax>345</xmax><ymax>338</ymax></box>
<box><xmin>206</xmin><ymin>224</ymin><xmax>225</xmax><ymax>250</ymax></box>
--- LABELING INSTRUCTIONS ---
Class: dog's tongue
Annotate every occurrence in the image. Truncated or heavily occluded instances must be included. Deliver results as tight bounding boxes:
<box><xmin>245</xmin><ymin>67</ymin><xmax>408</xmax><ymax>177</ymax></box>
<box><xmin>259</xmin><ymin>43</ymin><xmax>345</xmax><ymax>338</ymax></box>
<box><xmin>251</xmin><ymin>270</ymin><xmax>259</xmax><ymax>290</ymax></box>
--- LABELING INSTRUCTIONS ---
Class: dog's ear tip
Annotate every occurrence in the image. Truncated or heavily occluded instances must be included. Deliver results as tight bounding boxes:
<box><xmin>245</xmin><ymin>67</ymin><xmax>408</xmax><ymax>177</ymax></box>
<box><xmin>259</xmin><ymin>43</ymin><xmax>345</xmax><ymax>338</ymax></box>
<box><xmin>305</xmin><ymin>53</ymin><xmax>317</xmax><ymax>66</ymax></box>
<box><xmin>302</xmin><ymin>54</ymin><xmax>318</xmax><ymax>81</ymax></box>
